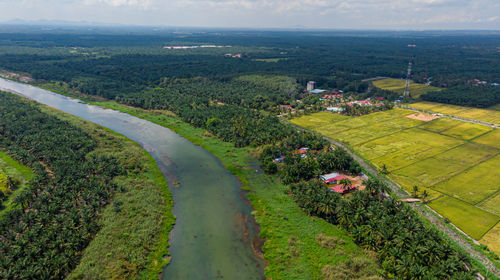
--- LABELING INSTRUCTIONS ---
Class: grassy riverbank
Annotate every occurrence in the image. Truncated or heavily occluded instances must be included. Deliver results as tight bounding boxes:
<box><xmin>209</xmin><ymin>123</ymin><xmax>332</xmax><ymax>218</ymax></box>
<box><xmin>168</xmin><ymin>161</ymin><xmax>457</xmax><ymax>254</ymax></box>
<box><xmin>13</xmin><ymin>99</ymin><xmax>174</xmax><ymax>279</ymax></box>
<box><xmin>91</xmin><ymin>101</ymin><xmax>380</xmax><ymax>279</ymax></box>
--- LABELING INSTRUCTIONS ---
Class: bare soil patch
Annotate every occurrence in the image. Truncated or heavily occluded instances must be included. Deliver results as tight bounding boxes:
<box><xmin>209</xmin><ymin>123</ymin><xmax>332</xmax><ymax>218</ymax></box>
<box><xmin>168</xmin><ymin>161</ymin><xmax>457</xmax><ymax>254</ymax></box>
<box><xmin>406</xmin><ymin>112</ymin><xmax>440</xmax><ymax>122</ymax></box>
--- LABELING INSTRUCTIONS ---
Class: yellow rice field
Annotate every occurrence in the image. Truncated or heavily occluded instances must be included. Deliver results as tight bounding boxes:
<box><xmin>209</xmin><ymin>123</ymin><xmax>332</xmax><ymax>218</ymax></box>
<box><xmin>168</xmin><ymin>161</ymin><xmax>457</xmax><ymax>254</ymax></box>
<box><xmin>373</xmin><ymin>78</ymin><xmax>441</xmax><ymax>98</ymax></box>
<box><xmin>410</xmin><ymin>101</ymin><xmax>500</xmax><ymax>124</ymax></box>
<box><xmin>292</xmin><ymin>109</ymin><xmax>500</xmax><ymax>248</ymax></box>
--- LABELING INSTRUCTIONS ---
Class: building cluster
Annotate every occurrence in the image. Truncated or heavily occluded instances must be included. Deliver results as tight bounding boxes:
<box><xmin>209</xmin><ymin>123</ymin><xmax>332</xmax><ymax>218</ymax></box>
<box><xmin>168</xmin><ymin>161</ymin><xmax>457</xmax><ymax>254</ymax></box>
<box><xmin>470</xmin><ymin>79</ymin><xmax>500</xmax><ymax>86</ymax></box>
<box><xmin>163</xmin><ymin>45</ymin><xmax>230</xmax><ymax>49</ymax></box>
<box><xmin>272</xmin><ymin>147</ymin><xmax>362</xmax><ymax>195</ymax></box>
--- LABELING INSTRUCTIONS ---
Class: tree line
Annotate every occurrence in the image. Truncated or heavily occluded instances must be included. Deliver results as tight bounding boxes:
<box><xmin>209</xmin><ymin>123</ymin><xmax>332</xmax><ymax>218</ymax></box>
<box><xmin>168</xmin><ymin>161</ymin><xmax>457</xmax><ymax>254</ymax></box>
<box><xmin>0</xmin><ymin>92</ymin><xmax>124</xmax><ymax>279</ymax></box>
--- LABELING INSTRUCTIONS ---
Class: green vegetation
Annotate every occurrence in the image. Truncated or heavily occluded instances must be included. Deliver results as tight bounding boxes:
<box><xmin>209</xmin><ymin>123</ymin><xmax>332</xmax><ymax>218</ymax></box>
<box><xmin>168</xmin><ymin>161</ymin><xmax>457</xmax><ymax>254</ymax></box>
<box><xmin>422</xmin><ymin>86</ymin><xmax>500</xmax><ymax>108</ymax></box>
<box><xmin>2</xmin><ymin>28</ymin><xmax>500</xmax><ymax>278</ymax></box>
<box><xmin>429</xmin><ymin>196</ymin><xmax>500</xmax><ymax>240</ymax></box>
<box><xmin>292</xmin><ymin>110</ymin><xmax>500</xmax><ymax>251</ymax></box>
<box><xmin>90</xmin><ymin>100</ymin><xmax>378</xmax><ymax>279</ymax></box>
<box><xmin>373</xmin><ymin>78</ymin><xmax>441</xmax><ymax>98</ymax></box>
<box><xmin>0</xmin><ymin>150</ymin><xmax>34</xmax><ymax>213</ymax></box>
<box><xmin>0</xmin><ymin>92</ymin><xmax>173</xmax><ymax>279</ymax></box>
<box><xmin>252</xmin><ymin>58</ymin><xmax>289</xmax><ymax>62</ymax></box>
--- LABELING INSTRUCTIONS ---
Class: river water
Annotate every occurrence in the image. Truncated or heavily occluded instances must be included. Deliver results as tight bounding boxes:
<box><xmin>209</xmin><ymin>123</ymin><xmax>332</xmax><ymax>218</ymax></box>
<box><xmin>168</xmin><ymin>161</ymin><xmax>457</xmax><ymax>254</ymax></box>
<box><xmin>0</xmin><ymin>78</ymin><xmax>265</xmax><ymax>279</ymax></box>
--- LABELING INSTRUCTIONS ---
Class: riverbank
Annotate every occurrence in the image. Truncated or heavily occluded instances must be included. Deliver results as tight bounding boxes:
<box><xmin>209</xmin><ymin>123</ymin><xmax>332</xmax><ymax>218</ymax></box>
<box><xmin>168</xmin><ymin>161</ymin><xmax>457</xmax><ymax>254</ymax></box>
<box><xmin>13</xmin><ymin>97</ymin><xmax>175</xmax><ymax>279</ymax></box>
<box><xmin>90</xmin><ymin>101</ymin><xmax>380</xmax><ymax>279</ymax></box>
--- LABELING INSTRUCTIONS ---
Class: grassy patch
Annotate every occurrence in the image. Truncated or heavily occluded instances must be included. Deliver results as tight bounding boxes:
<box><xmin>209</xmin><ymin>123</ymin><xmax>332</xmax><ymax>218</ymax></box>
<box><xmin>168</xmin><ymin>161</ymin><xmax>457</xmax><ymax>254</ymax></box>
<box><xmin>92</xmin><ymin>101</ymin><xmax>379</xmax><ymax>279</ymax></box>
<box><xmin>433</xmin><ymin>154</ymin><xmax>500</xmax><ymax>205</ymax></box>
<box><xmin>474</xmin><ymin>129</ymin><xmax>500</xmax><ymax>149</ymax></box>
<box><xmin>373</xmin><ymin>78</ymin><xmax>441</xmax><ymax>98</ymax></box>
<box><xmin>34</xmin><ymin>105</ymin><xmax>174</xmax><ymax>279</ymax></box>
<box><xmin>0</xmin><ymin>150</ymin><xmax>34</xmax><ymax>215</ymax></box>
<box><xmin>291</xmin><ymin>112</ymin><xmax>349</xmax><ymax>129</ymax></box>
<box><xmin>429</xmin><ymin>196</ymin><xmax>500</xmax><ymax>240</ymax></box>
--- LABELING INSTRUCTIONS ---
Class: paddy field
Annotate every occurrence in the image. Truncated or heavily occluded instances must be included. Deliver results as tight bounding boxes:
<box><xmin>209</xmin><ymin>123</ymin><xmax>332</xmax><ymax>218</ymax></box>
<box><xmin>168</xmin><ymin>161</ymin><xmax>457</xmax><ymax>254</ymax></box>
<box><xmin>292</xmin><ymin>108</ymin><xmax>500</xmax><ymax>253</ymax></box>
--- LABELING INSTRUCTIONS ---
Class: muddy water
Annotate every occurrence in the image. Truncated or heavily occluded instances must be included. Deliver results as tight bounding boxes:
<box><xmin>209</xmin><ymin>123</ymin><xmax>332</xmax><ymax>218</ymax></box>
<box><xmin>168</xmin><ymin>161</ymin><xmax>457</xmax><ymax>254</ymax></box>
<box><xmin>0</xmin><ymin>77</ymin><xmax>265</xmax><ymax>279</ymax></box>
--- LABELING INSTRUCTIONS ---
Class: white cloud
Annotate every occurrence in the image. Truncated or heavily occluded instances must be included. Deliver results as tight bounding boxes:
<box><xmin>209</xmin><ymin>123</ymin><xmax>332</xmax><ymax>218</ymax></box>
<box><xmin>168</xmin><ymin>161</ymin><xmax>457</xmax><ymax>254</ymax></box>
<box><xmin>84</xmin><ymin>0</ymin><xmax>154</xmax><ymax>9</ymax></box>
<box><xmin>0</xmin><ymin>0</ymin><xmax>499</xmax><ymax>29</ymax></box>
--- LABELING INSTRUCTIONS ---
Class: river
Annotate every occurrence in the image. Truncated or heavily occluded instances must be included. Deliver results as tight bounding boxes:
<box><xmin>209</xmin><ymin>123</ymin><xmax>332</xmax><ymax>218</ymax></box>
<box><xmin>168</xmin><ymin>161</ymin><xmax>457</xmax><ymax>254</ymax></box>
<box><xmin>0</xmin><ymin>77</ymin><xmax>266</xmax><ymax>279</ymax></box>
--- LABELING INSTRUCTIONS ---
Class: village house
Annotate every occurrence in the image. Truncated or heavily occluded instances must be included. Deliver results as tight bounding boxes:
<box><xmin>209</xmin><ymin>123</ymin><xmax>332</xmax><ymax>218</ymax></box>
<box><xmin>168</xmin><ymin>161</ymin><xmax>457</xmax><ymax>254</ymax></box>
<box><xmin>319</xmin><ymin>172</ymin><xmax>348</xmax><ymax>185</ymax></box>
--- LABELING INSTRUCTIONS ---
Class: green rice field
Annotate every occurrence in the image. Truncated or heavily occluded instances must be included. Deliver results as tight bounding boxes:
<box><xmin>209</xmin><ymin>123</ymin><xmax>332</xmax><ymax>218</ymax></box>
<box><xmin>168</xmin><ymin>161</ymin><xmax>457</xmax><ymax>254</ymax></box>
<box><xmin>373</xmin><ymin>78</ymin><xmax>441</xmax><ymax>98</ymax></box>
<box><xmin>291</xmin><ymin>109</ymin><xmax>500</xmax><ymax>248</ymax></box>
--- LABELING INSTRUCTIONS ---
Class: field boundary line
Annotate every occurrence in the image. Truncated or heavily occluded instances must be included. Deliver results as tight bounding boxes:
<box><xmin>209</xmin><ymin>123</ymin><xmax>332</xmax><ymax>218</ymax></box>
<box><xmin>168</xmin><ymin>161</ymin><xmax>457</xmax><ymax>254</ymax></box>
<box><xmin>286</xmin><ymin>118</ymin><xmax>500</xmax><ymax>277</ymax></box>
<box><xmin>400</xmin><ymin>105</ymin><xmax>499</xmax><ymax>128</ymax></box>
<box><xmin>477</xmin><ymin>189</ymin><xmax>500</xmax><ymax>209</ymax></box>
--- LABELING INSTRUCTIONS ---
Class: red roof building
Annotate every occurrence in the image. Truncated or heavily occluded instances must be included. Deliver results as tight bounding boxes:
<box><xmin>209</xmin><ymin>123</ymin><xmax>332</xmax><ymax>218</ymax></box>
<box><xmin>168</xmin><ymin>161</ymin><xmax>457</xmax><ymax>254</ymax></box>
<box><xmin>329</xmin><ymin>184</ymin><xmax>356</xmax><ymax>193</ymax></box>
<box><xmin>324</xmin><ymin>175</ymin><xmax>348</xmax><ymax>184</ymax></box>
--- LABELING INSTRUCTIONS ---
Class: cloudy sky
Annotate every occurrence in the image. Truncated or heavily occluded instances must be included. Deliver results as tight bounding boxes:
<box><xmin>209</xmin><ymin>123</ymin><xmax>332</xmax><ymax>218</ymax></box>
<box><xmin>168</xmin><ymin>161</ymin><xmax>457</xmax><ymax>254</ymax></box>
<box><xmin>0</xmin><ymin>0</ymin><xmax>499</xmax><ymax>29</ymax></box>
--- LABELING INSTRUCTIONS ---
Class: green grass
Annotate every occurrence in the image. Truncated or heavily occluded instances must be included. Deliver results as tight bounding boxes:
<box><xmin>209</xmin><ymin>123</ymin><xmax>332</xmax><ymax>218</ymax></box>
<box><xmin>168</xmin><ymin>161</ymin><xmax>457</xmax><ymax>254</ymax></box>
<box><xmin>433</xmin><ymin>154</ymin><xmax>500</xmax><ymax>205</ymax></box>
<box><xmin>440</xmin><ymin>122</ymin><xmax>493</xmax><ymax>140</ymax></box>
<box><xmin>474</xmin><ymin>129</ymin><xmax>500</xmax><ymax>149</ymax></box>
<box><xmin>32</xmin><ymin>105</ymin><xmax>175</xmax><ymax>280</ymax></box>
<box><xmin>373</xmin><ymin>78</ymin><xmax>441</xmax><ymax>98</ymax></box>
<box><xmin>429</xmin><ymin>196</ymin><xmax>500</xmax><ymax>240</ymax></box>
<box><xmin>92</xmin><ymin>101</ymin><xmax>380</xmax><ymax>279</ymax></box>
<box><xmin>0</xmin><ymin>150</ymin><xmax>34</xmax><ymax>215</ymax></box>
<box><xmin>291</xmin><ymin>112</ymin><xmax>348</xmax><ymax>129</ymax></box>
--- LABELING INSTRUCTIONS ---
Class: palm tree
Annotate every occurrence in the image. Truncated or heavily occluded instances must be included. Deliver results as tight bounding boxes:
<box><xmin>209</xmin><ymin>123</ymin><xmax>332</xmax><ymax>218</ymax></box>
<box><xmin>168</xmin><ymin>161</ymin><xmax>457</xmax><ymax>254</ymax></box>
<box><xmin>340</xmin><ymin>178</ymin><xmax>352</xmax><ymax>192</ymax></box>
<box><xmin>412</xmin><ymin>185</ymin><xmax>419</xmax><ymax>198</ymax></box>
<box><xmin>421</xmin><ymin>190</ymin><xmax>429</xmax><ymax>204</ymax></box>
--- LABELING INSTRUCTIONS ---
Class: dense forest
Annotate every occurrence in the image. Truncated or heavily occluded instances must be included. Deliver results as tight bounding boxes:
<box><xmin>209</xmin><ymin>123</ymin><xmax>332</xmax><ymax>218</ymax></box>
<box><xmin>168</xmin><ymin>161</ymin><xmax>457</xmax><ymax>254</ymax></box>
<box><xmin>0</xmin><ymin>93</ymin><xmax>123</xmax><ymax>278</ymax></box>
<box><xmin>422</xmin><ymin>86</ymin><xmax>500</xmax><ymax>108</ymax></box>
<box><xmin>1</xmin><ymin>30</ymin><xmax>499</xmax><ymax>108</ymax></box>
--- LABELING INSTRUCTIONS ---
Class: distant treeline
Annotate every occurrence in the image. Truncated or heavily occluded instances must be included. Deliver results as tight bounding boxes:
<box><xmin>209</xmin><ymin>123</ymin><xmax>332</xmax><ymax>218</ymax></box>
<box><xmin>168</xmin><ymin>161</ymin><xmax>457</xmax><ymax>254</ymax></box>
<box><xmin>422</xmin><ymin>86</ymin><xmax>500</xmax><ymax>108</ymax></box>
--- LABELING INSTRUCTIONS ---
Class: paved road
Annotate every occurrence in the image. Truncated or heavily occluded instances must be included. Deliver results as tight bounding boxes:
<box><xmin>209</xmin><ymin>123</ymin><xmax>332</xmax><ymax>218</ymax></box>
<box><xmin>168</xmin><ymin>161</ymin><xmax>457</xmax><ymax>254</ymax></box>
<box><xmin>401</xmin><ymin>105</ymin><xmax>499</xmax><ymax>129</ymax></box>
<box><xmin>285</xmin><ymin>119</ymin><xmax>500</xmax><ymax>278</ymax></box>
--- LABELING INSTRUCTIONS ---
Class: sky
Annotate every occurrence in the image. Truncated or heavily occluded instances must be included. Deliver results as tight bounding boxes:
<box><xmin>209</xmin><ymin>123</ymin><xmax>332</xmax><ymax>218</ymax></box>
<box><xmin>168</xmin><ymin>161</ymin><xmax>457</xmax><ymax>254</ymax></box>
<box><xmin>0</xmin><ymin>0</ymin><xmax>499</xmax><ymax>29</ymax></box>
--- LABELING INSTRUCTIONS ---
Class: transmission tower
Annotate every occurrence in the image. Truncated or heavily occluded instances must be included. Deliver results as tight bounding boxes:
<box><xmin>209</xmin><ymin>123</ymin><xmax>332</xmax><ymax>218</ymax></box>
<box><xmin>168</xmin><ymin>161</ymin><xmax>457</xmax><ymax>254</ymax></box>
<box><xmin>403</xmin><ymin>61</ymin><xmax>412</xmax><ymax>97</ymax></box>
